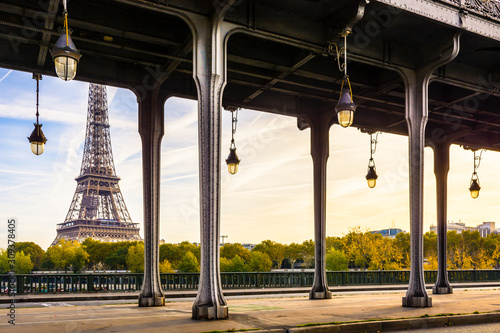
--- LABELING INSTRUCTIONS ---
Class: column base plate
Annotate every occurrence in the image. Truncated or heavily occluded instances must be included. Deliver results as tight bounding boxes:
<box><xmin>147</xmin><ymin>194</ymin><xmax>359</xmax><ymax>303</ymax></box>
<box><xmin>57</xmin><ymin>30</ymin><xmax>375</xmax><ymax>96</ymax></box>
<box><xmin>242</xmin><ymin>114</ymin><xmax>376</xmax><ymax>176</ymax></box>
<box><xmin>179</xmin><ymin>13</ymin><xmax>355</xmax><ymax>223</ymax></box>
<box><xmin>138</xmin><ymin>296</ymin><xmax>165</xmax><ymax>307</ymax></box>
<box><xmin>309</xmin><ymin>290</ymin><xmax>332</xmax><ymax>299</ymax></box>
<box><xmin>192</xmin><ymin>304</ymin><xmax>229</xmax><ymax>320</ymax></box>
<box><xmin>433</xmin><ymin>286</ymin><xmax>453</xmax><ymax>294</ymax></box>
<box><xmin>402</xmin><ymin>296</ymin><xmax>432</xmax><ymax>308</ymax></box>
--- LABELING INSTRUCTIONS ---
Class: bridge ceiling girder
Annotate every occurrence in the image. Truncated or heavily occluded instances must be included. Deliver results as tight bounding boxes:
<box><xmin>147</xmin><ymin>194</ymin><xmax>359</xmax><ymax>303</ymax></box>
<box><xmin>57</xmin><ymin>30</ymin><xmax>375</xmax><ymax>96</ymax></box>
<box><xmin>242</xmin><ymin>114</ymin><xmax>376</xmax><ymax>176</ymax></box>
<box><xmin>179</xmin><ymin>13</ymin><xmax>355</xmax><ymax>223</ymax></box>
<box><xmin>2</xmin><ymin>0</ymin><xmax>500</xmax><ymax>150</ymax></box>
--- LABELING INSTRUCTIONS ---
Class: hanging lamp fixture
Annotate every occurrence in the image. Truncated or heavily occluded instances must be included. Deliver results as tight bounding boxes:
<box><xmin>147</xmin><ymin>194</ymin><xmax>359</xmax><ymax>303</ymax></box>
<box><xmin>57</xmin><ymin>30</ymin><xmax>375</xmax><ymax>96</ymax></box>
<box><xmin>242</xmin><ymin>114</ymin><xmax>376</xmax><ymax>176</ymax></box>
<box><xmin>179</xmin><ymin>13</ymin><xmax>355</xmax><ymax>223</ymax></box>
<box><xmin>365</xmin><ymin>132</ymin><xmax>379</xmax><ymax>188</ymax></box>
<box><xmin>27</xmin><ymin>74</ymin><xmax>47</xmax><ymax>155</ymax></box>
<box><xmin>225</xmin><ymin>107</ymin><xmax>240</xmax><ymax>175</ymax></box>
<box><xmin>331</xmin><ymin>31</ymin><xmax>357</xmax><ymax>128</ymax></box>
<box><xmin>51</xmin><ymin>0</ymin><xmax>81</xmax><ymax>81</ymax></box>
<box><xmin>469</xmin><ymin>149</ymin><xmax>483</xmax><ymax>199</ymax></box>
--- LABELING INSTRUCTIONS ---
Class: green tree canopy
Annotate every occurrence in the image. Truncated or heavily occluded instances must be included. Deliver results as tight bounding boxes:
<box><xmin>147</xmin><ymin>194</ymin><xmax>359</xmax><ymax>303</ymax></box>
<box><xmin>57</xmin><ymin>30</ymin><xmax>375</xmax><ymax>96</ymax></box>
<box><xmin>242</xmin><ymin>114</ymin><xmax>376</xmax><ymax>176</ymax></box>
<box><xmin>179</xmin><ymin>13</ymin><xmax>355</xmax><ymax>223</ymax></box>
<box><xmin>248</xmin><ymin>251</ymin><xmax>272</xmax><ymax>272</ymax></box>
<box><xmin>159</xmin><ymin>259</ymin><xmax>175</xmax><ymax>273</ymax></box>
<box><xmin>44</xmin><ymin>239</ymin><xmax>89</xmax><ymax>273</ymax></box>
<box><xmin>178</xmin><ymin>251</ymin><xmax>200</xmax><ymax>272</ymax></box>
<box><xmin>253</xmin><ymin>240</ymin><xmax>285</xmax><ymax>269</ymax></box>
<box><xmin>15</xmin><ymin>242</ymin><xmax>44</xmax><ymax>271</ymax></box>
<box><xmin>126</xmin><ymin>243</ymin><xmax>144</xmax><ymax>273</ymax></box>
<box><xmin>160</xmin><ymin>242</ymin><xmax>200</xmax><ymax>269</ymax></box>
<box><xmin>220</xmin><ymin>243</ymin><xmax>251</xmax><ymax>262</ymax></box>
<box><xmin>300</xmin><ymin>240</ymin><xmax>315</xmax><ymax>268</ymax></box>
<box><xmin>284</xmin><ymin>243</ymin><xmax>302</xmax><ymax>269</ymax></box>
<box><xmin>0</xmin><ymin>249</ymin><xmax>34</xmax><ymax>274</ymax></box>
<box><xmin>326</xmin><ymin>248</ymin><xmax>348</xmax><ymax>271</ymax></box>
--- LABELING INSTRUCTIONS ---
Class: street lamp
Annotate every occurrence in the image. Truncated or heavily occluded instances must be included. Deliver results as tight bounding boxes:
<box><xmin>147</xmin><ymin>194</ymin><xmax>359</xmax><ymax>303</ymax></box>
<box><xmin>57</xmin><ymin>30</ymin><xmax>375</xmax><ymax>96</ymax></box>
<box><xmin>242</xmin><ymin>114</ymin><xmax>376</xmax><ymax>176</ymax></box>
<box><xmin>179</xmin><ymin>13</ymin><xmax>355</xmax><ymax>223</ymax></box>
<box><xmin>469</xmin><ymin>150</ymin><xmax>483</xmax><ymax>199</ymax></box>
<box><xmin>51</xmin><ymin>0</ymin><xmax>81</xmax><ymax>81</ymax></box>
<box><xmin>27</xmin><ymin>74</ymin><xmax>47</xmax><ymax>155</ymax></box>
<box><xmin>365</xmin><ymin>132</ymin><xmax>379</xmax><ymax>188</ymax></box>
<box><xmin>225</xmin><ymin>108</ymin><xmax>240</xmax><ymax>175</ymax></box>
<box><xmin>331</xmin><ymin>31</ymin><xmax>357</xmax><ymax>128</ymax></box>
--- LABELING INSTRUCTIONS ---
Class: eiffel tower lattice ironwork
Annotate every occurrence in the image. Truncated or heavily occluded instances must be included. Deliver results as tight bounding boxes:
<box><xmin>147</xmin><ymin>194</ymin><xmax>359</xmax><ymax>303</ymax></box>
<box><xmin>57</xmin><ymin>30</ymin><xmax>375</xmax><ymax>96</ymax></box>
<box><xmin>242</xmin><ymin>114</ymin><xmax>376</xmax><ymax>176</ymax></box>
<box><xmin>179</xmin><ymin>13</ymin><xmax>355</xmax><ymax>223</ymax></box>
<box><xmin>52</xmin><ymin>84</ymin><xmax>141</xmax><ymax>245</ymax></box>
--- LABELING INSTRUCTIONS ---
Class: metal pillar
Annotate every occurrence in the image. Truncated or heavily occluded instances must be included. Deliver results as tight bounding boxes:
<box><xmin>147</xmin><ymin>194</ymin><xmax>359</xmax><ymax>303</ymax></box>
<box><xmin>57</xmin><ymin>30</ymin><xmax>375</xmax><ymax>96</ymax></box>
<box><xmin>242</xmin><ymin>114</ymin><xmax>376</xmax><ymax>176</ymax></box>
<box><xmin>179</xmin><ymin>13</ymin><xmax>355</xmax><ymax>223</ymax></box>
<box><xmin>138</xmin><ymin>88</ymin><xmax>165</xmax><ymax>307</ymax></box>
<box><xmin>308</xmin><ymin>114</ymin><xmax>333</xmax><ymax>300</ymax></box>
<box><xmin>191</xmin><ymin>3</ymin><xmax>237</xmax><ymax>320</ymax></box>
<box><xmin>432</xmin><ymin>141</ymin><xmax>453</xmax><ymax>294</ymax></box>
<box><xmin>401</xmin><ymin>33</ymin><xmax>460</xmax><ymax>308</ymax></box>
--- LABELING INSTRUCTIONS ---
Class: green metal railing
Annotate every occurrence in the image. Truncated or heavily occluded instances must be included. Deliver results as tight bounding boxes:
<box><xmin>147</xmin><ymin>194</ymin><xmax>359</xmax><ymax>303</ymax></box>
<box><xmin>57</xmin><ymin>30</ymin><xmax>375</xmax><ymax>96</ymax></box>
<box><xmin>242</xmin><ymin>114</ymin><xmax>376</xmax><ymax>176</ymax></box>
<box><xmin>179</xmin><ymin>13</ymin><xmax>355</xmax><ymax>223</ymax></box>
<box><xmin>1</xmin><ymin>270</ymin><xmax>499</xmax><ymax>295</ymax></box>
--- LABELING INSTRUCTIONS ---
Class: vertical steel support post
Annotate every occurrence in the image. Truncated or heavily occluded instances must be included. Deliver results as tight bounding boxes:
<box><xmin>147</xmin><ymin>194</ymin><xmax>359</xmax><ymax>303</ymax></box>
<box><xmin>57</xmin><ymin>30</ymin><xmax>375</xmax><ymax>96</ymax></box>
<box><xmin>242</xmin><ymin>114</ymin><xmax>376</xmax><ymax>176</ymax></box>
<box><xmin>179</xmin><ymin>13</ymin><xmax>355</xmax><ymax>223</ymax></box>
<box><xmin>401</xmin><ymin>33</ymin><xmax>460</xmax><ymax>308</ymax></box>
<box><xmin>402</xmin><ymin>69</ymin><xmax>432</xmax><ymax>307</ymax></box>
<box><xmin>432</xmin><ymin>141</ymin><xmax>453</xmax><ymax>294</ymax></box>
<box><xmin>191</xmin><ymin>3</ymin><xmax>237</xmax><ymax>320</ymax></box>
<box><xmin>308</xmin><ymin>114</ymin><xmax>333</xmax><ymax>299</ymax></box>
<box><xmin>138</xmin><ymin>88</ymin><xmax>165</xmax><ymax>307</ymax></box>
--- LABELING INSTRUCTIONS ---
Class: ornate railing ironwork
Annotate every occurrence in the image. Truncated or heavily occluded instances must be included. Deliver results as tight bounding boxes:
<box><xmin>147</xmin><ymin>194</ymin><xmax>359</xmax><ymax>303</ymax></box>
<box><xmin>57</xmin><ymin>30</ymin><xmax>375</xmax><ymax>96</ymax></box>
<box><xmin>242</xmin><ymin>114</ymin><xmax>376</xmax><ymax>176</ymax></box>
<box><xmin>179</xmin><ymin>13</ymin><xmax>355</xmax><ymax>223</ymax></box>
<box><xmin>1</xmin><ymin>270</ymin><xmax>499</xmax><ymax>295</ymax></box>
<box><xmin>440</xmin><ymin>0</ymin><xmax>500</xmax><ymax>21</ymax></box>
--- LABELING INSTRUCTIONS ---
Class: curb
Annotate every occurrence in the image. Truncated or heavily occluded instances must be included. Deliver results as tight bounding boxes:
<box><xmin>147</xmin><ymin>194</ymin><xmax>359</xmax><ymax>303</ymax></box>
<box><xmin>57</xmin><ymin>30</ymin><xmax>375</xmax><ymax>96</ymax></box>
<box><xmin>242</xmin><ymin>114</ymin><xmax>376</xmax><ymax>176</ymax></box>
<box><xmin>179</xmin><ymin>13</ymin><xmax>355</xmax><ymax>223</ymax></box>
<box><xmin>255</xmin><ymin>312</ymin><xmax>500</xmax><ymax>333</ymax></box>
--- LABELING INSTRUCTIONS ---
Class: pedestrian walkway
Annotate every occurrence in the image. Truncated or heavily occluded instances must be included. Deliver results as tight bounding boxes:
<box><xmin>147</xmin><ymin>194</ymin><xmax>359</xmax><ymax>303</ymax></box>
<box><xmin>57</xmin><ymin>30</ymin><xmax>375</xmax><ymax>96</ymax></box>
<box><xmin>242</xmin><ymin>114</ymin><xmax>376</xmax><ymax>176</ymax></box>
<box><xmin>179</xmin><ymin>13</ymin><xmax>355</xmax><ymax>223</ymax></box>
<box><xmin>1</xmin><ymin>286</ymin><xmax>499</xmax><ymax>332</ymax></box>
<box><xmin>1</xmin><ymin>282</ymin><xmax>500</xmax><ymax>304</ymax></box>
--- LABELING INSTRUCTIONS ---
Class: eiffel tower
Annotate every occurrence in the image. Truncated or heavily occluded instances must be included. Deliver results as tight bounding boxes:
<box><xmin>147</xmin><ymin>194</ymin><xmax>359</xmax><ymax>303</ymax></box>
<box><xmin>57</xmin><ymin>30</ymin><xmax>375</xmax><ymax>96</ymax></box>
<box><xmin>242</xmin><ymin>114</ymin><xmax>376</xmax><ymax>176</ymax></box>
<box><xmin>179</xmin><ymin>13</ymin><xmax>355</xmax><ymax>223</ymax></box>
<box><xmin>52</xmin><ymin>84</ymin><xmax>141</xmax><ymax>245</ymax></box>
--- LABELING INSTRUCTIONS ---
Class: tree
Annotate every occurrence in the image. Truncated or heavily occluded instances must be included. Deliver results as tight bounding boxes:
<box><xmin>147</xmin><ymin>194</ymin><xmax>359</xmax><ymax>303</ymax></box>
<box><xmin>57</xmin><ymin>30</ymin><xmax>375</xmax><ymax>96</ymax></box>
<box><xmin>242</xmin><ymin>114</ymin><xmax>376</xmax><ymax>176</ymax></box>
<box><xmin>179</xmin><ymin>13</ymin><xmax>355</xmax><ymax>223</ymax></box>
<box><xmin>248</xmin><ymin>251</ymin><xmax>272</xmax><ymax>272</ymax></box>
<box><xmin>326</xmin><ymin>248</ymin><xmax>348</xmax><ymax>271</ymax></box>
<box><xmin>284</xmin><ymin>243</ymin><xmax>302</xmax><ymax>269</ymax></box>
<box><xmin>15</xmin><ymin>242</ymin><xmax>44</xmax><ymax>271</ymax></box>
<box><xmin>178</xmin><ymin>252</ymin><xmax>200</xmax><ymax>272</ymax></box>
<box><xmin>326</xmin><ymin>236</ymin><xmax>344</xmax><ymax>251</ymax></box>
<box><xmin>342</xmin><ymin>228</ymin><xmax>381</xmax><ymax>269</ymax></box>
<box><xmin>228</xmin><ymin>255</ymin><xmax>247</xmax><ymax>272</ymax></box>
<box><xmin>300</xmin><ymin>240</ymin><xmax>315</xmax><ymax>268</ymax></box>
<box><xmin>159</xmin><ymin>259</ymin><xmax>175</xmax><ymax>273</ymax></box>
<box><xmin>44</xmin><ymin>239</ymin><xmax>89</xmax><ymax>272</ymax></box>
<box><xmin>126</xmin><ymin>243</ymin><xmax>144</xmax><ymax>273</ymax></box>
<box><xmin>220</xmin><ymin>257</ymin><xmax>232</xmax><ymax>272</ymax></box>
<box><xmin>105</xmin><ymin>246</ymin><xmax>129</xmax><ymax>270</ymax></box>
<box><xmin>0</xmin><ymin>250</ymin><xmax>34</xmax><ymax>274</ymax></box>
<box><xmin>0</xmin><ymin>249</ymin><xmax>8</xmax><ymax>273</ymax></box>
<box><xmin>15</xmin><ymin>251</ymin><xmax>34</xmax><ymax>273</ymax></box>
<box><xmin>394</xmin><ymin>232</ymin><xmax>410</xmax><ymax>269</ymax></box>
<box><xmin>253</xmin><ymin>240</ymin><xmax>285</xmax><ymax>269</ymax></box>
<box><xmin>82</xmin><ymin>238</ymin><xmax>113</xmax><ymax>270</ymax></box>
<box><xmin>220</xmin><ymin>243</ymin><xmax>251</xmax><ymax>262</ymax></box>
<box><xmin>160</xmin><ymin>241</ymin><xmax>201</xmax><ymax>269</ymax></box>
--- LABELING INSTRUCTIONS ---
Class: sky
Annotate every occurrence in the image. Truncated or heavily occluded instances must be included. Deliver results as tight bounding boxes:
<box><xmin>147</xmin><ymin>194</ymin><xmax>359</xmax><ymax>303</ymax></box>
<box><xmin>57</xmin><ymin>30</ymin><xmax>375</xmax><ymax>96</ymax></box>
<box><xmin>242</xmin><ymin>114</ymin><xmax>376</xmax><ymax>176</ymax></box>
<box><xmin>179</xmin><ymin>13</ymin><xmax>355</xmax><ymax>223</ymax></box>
<box><xmin>1</xmin><ymin>68</ymin><xmax>500</xmax><ymax>250</ymax></box>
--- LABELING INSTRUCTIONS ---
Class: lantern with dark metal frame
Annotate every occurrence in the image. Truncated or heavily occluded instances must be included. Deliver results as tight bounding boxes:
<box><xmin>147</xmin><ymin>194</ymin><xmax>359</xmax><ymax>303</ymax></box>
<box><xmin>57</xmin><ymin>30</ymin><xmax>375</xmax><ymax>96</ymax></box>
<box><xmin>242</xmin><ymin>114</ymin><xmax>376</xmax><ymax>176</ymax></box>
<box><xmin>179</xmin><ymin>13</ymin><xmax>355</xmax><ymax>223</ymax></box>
<box><xmin>365</xmin><ymin>132</ymin><xmax>379</xmax><ymax>188</ymax></box>
<box><xmin>331</xmin><ymin>31</ymin><xmax>357</xmax><ymax>128</ymax></box>
<box><xmin>51</xmin><ymin>0</ymin><xmax>81</xmax><ymax>81</ymax></box>
<box><xmin>225</xmin><ymin>108</ymin><xmax>240</xmax><ymax>175</ymax></box>
<box><xmin>28</xmin><ymin>74</ymin><xmax>47</xmax><ymax>155</ymax></box>
<box><xmin>469</xmin><ymin>149</ymin><xmax>483</xmax><ymax>199</ymax></box>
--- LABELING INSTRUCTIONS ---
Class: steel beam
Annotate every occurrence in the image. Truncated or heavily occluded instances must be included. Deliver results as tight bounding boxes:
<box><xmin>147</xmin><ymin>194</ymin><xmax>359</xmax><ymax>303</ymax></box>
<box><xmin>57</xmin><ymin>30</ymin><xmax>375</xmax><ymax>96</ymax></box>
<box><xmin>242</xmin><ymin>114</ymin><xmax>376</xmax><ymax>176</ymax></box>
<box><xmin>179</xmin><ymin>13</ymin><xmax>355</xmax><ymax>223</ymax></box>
<box><xmin>138</xmin><ymin>87</ymin><xmax>165</xmax><ymax>307</ymax></box>
<box><xmin>375</xmin><ymin>0</ymin><xmax>500</xmax><ymax>41</ymax></box>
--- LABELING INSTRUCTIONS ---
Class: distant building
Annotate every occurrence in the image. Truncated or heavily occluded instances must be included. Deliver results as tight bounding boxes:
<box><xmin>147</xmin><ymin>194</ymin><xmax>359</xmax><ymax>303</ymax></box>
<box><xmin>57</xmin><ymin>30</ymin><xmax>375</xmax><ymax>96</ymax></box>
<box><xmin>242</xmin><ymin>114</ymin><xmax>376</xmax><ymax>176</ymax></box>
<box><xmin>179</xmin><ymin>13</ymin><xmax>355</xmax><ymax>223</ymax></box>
<box><xmin>242</xmin><ymin>243</ymin><xmax>256</xmax><ymax>251</ymax></box>
<box><xmin>370</xmin><ymin>228</ymin><xmax>404</xmax><ymax>238</ymax></box>
<box><xmin>430</xmin><ymin>221</ymin><xmax>496</xmax><ymax>237</ymax></box>
<box><xmin>430</xmin><ymin>222</ymin><xmax>470</xmax><ymax>234</ymax></box>
<box><xmin>478</xmin><ymin>222</ymin><xmax>495</xmax><ymax>237</ymax></box>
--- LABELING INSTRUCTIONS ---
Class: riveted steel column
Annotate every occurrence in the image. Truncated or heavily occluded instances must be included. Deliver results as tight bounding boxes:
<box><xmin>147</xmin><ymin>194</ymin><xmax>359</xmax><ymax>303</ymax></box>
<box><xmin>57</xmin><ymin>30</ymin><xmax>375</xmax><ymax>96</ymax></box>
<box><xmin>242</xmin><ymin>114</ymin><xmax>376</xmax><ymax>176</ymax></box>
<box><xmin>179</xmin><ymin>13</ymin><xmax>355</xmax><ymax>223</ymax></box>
<box><xmin>432</xmin><ymin>141</ymin><xmax>453</xmax><ymax>294</ymax></box>
<box><xmin>308</xmin><ymin>114</ymin><xmax>333</xmax><ymax>300</ymax></box>
<box><xmin>402</xmin><ymin>69</ymin><xmax>432</xmax><ymax>308</ymax></box>
<box><xmin>138</xmin><ymin>88</ymin><xmax>165</xmax><ymax>307</ymax></box>
<box><xmin>401</xmin><ymin>32</ymin><xmax>460</xmax><ymax>308</ymax></box>
<box><xmin>191</xmin><ymin>3</ymin><xmax>237</xmax><ymax>320</ymax></box>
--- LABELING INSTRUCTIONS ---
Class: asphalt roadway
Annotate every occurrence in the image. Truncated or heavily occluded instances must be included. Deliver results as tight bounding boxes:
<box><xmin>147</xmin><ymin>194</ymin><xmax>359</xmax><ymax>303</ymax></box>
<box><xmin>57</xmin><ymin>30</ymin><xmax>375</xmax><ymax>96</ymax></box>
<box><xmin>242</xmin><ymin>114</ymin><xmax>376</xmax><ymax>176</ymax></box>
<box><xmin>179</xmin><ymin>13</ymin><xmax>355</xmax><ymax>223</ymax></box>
<box><xmin>1</xmin><ymin>286</ymin><xmax>500</xmax><ymax>332</ymax></box>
